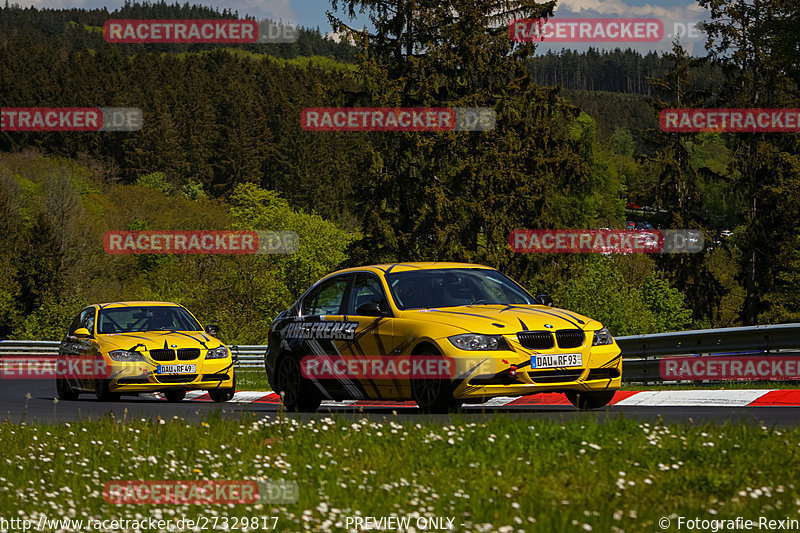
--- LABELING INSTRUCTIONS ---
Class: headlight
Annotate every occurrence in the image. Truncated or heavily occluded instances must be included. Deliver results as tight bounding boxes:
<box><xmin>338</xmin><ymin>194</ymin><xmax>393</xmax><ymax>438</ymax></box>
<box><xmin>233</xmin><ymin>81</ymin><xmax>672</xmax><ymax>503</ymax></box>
<box><xmin>448</xmin><ymin>334</ymin><xmax>508</xmax><ymax>351</ymax></box>
<box><xmin>108</xmin><ymin>350</ymin><xmax>146</xmax><ymax>362</ymax></box>
<box><xmin>592</xmin><ymin>327</ymin><xmax>614</xmax><ymax>346</ymax></box>
<box><xmin>206</xmin><ymin>346</ymin><xmax>229</xmax><ymax>359</ymax></box>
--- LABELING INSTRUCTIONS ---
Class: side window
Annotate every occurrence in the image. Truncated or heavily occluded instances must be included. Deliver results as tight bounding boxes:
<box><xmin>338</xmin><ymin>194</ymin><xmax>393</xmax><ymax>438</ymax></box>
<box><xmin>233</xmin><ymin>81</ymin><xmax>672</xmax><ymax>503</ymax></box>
<box><xmin>301</xmin><ymin>275</ymin><xmax>350</xmax><ymax>316</ymax></box>
<box><xmin>348</xmin><ymin>273</ymin><xmax>389</xmax><ymax>315</ymax></box>
<box><xmin>70</xmin><ymin>307</ymin><xmax>95</xmax><ymax>336</ymax></box>
<box><xmin>80</xmin><ymin>308</ymin><xmax>96</xmax><ymax>335</ymax></box>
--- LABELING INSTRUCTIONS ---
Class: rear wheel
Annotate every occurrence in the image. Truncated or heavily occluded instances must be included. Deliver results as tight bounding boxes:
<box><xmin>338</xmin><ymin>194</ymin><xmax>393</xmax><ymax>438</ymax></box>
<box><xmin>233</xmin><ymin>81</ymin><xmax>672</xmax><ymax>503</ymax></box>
<box><xmin>56</xmin><ymin>376</ymin><xmax>78</xmax><ymax>401</ymax></box>
<box><xmin>276</xmin><ymin>356</ymin><xmax>321</xmax><ymax>412</ymax></box>
<box><xmin>164</xmin><ymin>390</ymin><xmax>186</xmax><ymax>402</ymax></box>
<box><xmin>565</xmin><ymin>390</ymin><xmax>616</xmax><ymax>410</ymax></box>
<box><xmin>411</xmin><ymin>351</ymin><xmax>461</xmax><ymax>414</ymax></box>
<box><xmin>94</xmin><ymin>379</ymin><xmax>121</xmax><ymax>402</ymax></box>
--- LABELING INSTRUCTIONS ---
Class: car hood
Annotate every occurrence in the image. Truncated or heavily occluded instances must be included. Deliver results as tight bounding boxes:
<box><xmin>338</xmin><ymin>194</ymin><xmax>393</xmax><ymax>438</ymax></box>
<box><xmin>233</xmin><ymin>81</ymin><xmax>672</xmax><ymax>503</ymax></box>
<box><xmin>97</xmin><ymin>331</ymin><xmax>222</xmax><ymax>352</ymax></box>
<box><xmin>399</xmin><ymin>304</ymin><xmax>602</xmax><ymax>335</ymax></box>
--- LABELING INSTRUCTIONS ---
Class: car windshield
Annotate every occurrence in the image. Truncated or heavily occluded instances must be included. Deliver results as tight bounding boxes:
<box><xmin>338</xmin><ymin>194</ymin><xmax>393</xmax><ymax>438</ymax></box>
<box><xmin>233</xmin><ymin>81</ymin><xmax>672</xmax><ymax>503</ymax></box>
<box><xmin>97</xmin><ymin>306</ymin><xmax>202</xmax><ymax>334</ymax></box>
<box><xmin>385</xmin><ymin>268</ymin><xmax>537</xmax><ymax>310</ymax></box>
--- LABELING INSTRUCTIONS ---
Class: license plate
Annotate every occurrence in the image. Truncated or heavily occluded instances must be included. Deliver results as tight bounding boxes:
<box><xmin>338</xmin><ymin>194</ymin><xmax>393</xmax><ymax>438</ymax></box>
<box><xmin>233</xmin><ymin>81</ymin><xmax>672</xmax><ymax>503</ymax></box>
<box><xmin>531</xmin><ymin>353</ymin><xmax>582</xmax><ymax>369</ymax></box>
<box><xmin>157</xmin><ymin>364</ymin><xmax>196</xmax><ymax>374</ymax></box>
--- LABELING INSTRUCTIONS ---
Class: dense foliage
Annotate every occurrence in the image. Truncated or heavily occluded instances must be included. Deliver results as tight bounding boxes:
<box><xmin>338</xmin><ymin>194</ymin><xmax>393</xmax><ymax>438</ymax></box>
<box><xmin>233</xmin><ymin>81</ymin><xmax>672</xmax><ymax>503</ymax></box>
<box><xmin>1</xmin><ymin>0</ymin><xmax>799</xmax><ymax>341</ymax></box>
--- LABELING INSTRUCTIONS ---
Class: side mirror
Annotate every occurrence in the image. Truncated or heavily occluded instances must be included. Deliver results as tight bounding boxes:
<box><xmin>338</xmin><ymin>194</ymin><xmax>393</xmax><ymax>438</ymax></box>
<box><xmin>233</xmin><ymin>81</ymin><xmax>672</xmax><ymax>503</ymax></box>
<box><xmin>356</xmin><ymin>301</ymin><xmax>387</xmax><ymax>317</ymax></box>
<box><xmin>537</xmin><ymin>294</ymin><xmax>553</xmax><ymax>307</ymax></box>
<box><xmin>205</xmin><ymin>324</ymin><xmax>219</xmax><ymax>336</ymax></box>
<box><xmin>73</xmin><ymin>327</ymin><xmax>91</xmax><ymax>339</ymax></box>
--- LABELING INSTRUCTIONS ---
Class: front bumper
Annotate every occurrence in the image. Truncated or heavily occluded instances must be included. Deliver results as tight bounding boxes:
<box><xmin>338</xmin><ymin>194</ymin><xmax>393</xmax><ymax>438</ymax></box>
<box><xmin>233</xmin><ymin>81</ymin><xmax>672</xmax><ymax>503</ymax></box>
<box><xmin>106</xmin><ymin>357</ymin><xmax>235</xmax><ymax>391</ymax></box>
<box><xmin>443</xmin><ymin>338</ymin><xmax>622</xmax><ymax>401</ymax></box>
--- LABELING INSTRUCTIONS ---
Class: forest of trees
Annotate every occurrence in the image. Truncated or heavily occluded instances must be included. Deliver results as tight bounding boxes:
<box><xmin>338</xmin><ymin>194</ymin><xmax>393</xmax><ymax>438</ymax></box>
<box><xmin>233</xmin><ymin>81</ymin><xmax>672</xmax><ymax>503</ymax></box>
<box><xmin>527</xmin><ymin>48</ymin><xmax>725</xmax><ymax>96</ymax></box>
<box><xmin>1</xmin><ymin>0</ymin><xmax>799</xmax><ymax>342</ymax></box>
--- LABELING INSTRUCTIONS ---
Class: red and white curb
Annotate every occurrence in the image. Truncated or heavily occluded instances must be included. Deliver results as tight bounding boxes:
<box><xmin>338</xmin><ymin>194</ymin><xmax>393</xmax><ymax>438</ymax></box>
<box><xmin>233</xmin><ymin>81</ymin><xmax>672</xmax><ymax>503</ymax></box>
<box><xmin>151</xmin><ymin>389</ymin><xmax>800</xmax><ymax>407</ymax></box>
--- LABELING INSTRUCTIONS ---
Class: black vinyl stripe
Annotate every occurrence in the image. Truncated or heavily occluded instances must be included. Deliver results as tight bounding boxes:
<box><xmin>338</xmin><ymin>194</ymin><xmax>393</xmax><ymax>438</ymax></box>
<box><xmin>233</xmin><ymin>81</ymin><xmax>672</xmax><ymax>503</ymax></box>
<box><xmin>430</xmin><ymin>309</ymin><xmax>499</xmax><ymax>321</ymax></box>
<box><xmin>501</xmin><ymin>305</ymin><xmax>583</xmax><ymax>329</ymax></box>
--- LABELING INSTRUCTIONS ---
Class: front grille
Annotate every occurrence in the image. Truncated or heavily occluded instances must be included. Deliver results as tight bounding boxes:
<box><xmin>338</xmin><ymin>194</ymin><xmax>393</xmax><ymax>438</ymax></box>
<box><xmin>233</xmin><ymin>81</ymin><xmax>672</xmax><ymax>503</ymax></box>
<box><xmin>529</xmin><ymin>369</ymin><xmax>583</xmax><ymax>383</ymax></box>
<box><xmin>177</xmin><ymin>348</ymin><xmax>200</xmax><ymax>360</ymax></box>
<box><xmin>556</xmin><ymin>329</ymin><xmax>585</xmax><ymax>349</ymax></box>
<box><xmin>517</xmin><ymin>330</ymin><xmax>555</xmax><ymax>349</ymax></box>
<box><xmin>202</xmin><ymin>373</ymin><xmax>229</xmax><ymax>381</ymax></box>
<box><xmin>149</xmin><ymin>349</ymin><xmax>175</xmax><ymax>361</ymax></box>
<box><xmin>117</xmin><ymin>377</ymin><xmax>150</xmax><ymax>384</ymax></box>
<box><xmin>155</xmin><ymin>374</ymin><xmax>197</xmax><ymax>384</ymax></box>
<box><xmin>587</xmin><ymin>368</ymin><xmax>621</xmax><ymax>380</ymax></box>
<box><xmin>469</xmin><ymin>373</ymin><xmax>523</xmax><ymax>386</ymax></box>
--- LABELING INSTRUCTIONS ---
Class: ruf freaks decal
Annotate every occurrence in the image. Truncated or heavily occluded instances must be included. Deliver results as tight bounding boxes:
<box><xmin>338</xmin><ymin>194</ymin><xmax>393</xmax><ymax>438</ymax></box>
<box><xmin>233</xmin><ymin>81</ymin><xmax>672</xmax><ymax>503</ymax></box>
<box><xmin>282</xmin><ymin>321</ymin><xmax>359</xmax><ymax>341</ymax></box>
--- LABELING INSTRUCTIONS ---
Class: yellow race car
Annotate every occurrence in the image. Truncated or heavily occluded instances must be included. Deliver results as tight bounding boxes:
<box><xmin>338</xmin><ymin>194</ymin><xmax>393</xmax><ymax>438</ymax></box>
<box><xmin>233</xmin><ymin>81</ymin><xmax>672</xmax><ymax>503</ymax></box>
<box><xmin>56</xmin><ymin>301</ymin><xmax>235</xmax><ymax>402</ymax></box>
<box><xmin>265</xmin><ymin>262</ymin><xmax>621</xmax><ymax>412</ymax></box>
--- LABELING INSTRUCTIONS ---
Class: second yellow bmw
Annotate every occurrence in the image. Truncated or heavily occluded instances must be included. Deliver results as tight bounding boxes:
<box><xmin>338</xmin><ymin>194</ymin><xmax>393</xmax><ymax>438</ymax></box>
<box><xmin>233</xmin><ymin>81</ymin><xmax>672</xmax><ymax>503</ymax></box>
<box><xmin>56</xmin><ymin>301</ymin><xmax>235</xmax><ymax>402</ymax></box>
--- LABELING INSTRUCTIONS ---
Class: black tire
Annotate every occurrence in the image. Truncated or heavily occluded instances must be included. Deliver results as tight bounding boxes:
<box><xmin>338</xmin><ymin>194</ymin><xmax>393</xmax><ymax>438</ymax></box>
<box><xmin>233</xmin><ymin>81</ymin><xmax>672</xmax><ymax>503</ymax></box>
<box><xmin>410</xmin><ymin>351</ymin><xmax>462</xmax><ymax>414</ymax></box>
<box><xmin>164</xmin><ymin>390</ymin><xmax>186</xmax><ymax>402</ymax></box>
<box><xmin>94</xmin><ymin>379</ymin><xmax>121</xmax><ymax>402</ymax></box>
<box><xmin>565</xmin><ymin>390</ymin><xmax>616</xmax><ymax>410</ymax></box>
<box><xmin>56</xmin><ymin>376</ymin><xmax>79</xmax><ymax>401</ymax></box>
<box><xmin>209</xmin><ymin>373</ymin><xmax>236</xmax><ymax>403</ymax></box>
<box><xmin>275</xmin><ymin>356</ymin><xmax>322</xmax><ymax>412</ymax></box>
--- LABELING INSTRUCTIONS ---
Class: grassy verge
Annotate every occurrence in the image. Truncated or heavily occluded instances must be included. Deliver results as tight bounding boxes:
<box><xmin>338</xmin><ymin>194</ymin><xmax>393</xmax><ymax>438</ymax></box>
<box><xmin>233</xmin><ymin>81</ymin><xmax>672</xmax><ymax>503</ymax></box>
<box><xmin>2</xmin><ymin>413</ymin><xmax>800</xmax><ymax>532</ymax></box>
<box><xmin>236</xmin><ymin>371</ymin><xmax>271</xmax><ymax>392</ymax></box>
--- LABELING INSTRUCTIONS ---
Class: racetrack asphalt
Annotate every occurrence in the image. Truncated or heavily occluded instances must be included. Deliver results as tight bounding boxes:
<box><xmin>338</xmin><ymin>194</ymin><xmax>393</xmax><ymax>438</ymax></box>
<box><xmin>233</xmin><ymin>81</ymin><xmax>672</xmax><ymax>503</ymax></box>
<box><xmin>5</xmin><ymin>378</ymin><xmax>800</xmax><ymax>426</ymax></box>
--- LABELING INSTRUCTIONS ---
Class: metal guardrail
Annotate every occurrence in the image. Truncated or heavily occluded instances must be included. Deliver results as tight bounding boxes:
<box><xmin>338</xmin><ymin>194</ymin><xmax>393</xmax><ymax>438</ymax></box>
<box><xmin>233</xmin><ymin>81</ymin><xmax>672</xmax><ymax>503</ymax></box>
<box><xmin>0</xmin><ymin>340</ymin><xmax>266</xmax><ymax>372</ymax></box>
<box><xmin>4</xmin><ymin>323</ymin><xmax>800</xmax><ymax>381</ymax></box>
<box><xmin>617</xmin><ymin>323</ymin><xmax>800</xmax><ymax>382</ymax></box>
<box><xmin>228</xmin><ymin>345</ymin><xmax>266</xmax><ymax>371</ymax></box>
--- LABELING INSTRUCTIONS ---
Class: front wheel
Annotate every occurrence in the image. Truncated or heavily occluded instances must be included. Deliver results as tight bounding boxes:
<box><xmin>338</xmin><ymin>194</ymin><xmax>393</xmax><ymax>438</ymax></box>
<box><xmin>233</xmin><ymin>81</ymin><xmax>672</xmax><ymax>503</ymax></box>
<box><xmin>164</xmin><ymin>390</ymin><xmax>186</xmax><ymax>402</ymax></box>
<box><xmin>56</xmin><ymin>376</ymin><xmax>79</xmax><ymax>401</ymax></box>
<box><xmin>275</xmin><ymin>356</ymin><xmax>321</xmax><ymax>412</ymax></box>
<box><xmin>410</xmin><ymin>351</ymin><xmax>461</xmax><ymax>414</ymax></box>
<box><xmin>565</xmin><ymin>390</ymin><xmax>616</xmax><ymax>410</ymax></box>
<box><xmin>95</xmin><ymin>379</ymin><xmax>121</xmax><ymax>402</ymax></box>
<box><xmin>209</xmin><ymin>374</ymin><xmax>236</xmax><ymax>403</ymax></box>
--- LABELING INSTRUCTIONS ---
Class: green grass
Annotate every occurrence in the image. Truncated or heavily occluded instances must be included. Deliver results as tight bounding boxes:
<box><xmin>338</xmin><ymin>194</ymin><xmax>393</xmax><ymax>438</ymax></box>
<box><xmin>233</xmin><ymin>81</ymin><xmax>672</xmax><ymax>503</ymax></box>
<box><xmin>2</xmin><ymin>412</ymin><xmax>800</xmax><ymax>532</ymax></box>
<box><xmin>236</xmin><ymin>371</ymin><xmax>271</xmax><ymax>392</ymax></box>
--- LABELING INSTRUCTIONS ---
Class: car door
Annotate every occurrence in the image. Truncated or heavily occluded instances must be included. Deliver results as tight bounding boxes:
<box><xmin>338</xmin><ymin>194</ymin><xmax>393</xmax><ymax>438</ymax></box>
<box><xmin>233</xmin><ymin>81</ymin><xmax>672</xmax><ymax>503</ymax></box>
<box><xmin>60</xmin><ymin>306</ymin><xmax>99</xmax><ymax>391</ymax></box>
<box><xmin>290</xmin><ymin>273</ymin><xmax>361</xmax><ymax>399</ymax></box>
<box><xmin>342</xmin><ymin>272</ymin><xmax>400</xmax><ymax>400</ymax></box>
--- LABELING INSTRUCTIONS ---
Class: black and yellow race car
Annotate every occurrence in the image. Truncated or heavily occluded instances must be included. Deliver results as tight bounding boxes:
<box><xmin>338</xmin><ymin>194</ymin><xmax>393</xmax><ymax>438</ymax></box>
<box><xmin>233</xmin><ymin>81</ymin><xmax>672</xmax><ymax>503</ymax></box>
<box><xmin>265</xmin><ymin>262</ymin><xmax>621</xmax><ymax>412</ymax></box>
